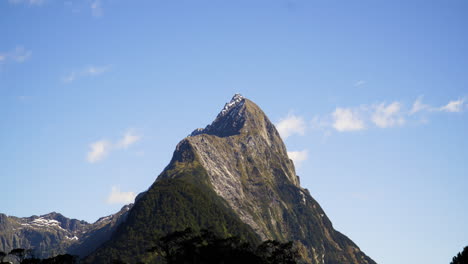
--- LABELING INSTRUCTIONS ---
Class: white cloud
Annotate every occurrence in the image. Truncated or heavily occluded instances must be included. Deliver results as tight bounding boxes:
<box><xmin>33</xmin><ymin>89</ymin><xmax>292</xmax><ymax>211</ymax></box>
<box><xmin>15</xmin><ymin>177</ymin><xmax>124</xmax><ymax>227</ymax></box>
<box><xmin>106</xmin><ymin>186</ymin><xmax>136</xmax><ymax>204</ymax></box>
<box><xmin>410</xmin><ymin>96</ymin><xmax>430</xmax><ymax>114</ymax></box>
<box><xmin>276</xmin><ymin>114</ymin><xmax>306</xmax><ymax>139</ymax></box>
<box><xmin>86</xmin><ymin>65</ymin><xmax>108</xmax><ymax>75</ymax></box>
<box><xmin>12</xmin><ymin>46</ymin><xmax>32</xmax><ymax>62</ymax></box>
<box><xmin>332</xmin><ymin>107</ymin><xmax>365</xmax><ymax>132</ymax></box>
<box><xmin>354</xmin><ymin>80</ymin><xmax>366</xmax><ymax>87</ymax></box>
<box><xmin>409</xmin><ymin>96</ymin><xmax>466</xmax><ymax>114</ymax></box>
<box><xmin>10</xmin><ymin>0</ymin><xmax>44</xmax><ymax>5</ymax></box>
<box><xmin>91</xmin><ymin>0</ymin><xmax>103</xmax><ymax>17</ymax></box>
<box><xmin>87</xmin><ymin>140</ymin><xmax>111</xmax><ymax>163</ymax></box>
<box><xmin>439</xmin><ymin>99</ymin><xmax>465</xmax><ymax>113</ymax></box>
<box><xmin>0</xmin><ymin>46</ymin><xmax>32</xmax><ymax>64</ymax></box>
<box><xmin>86</xmin><ymin>130</ymin><xmax>142</xmax><ymax>163</ymax></box>
<box><xmin>371</xmin><ymin>102</ymin><xmax>405</xmax><ymax>128</ymax></box>
<box><xmin>63</xmin><ymin>65</ymin><xmax>110</xmax><ymax>83</ymax></box>
<box><xmin>279</xmin><ymin>95</ymin><xmax>467</xmax><ymax>141</ymax></box>
<box><xmin>116</xmin><ymin>131</ymin><xmax>141</xmax><ymax>149</ymax></box>
<box><xmin>288</xmin><ymin>150</ymin><xmax>308</xmax><ymax>166</ymax></box>
<box><xmin>62</xmin><ymin>72</ymin><xmax>77</xmax><ymax>83</ymax></box>
<box><xmin>8</xmin><ymin>0</ymin><xmax>44</xmax><ymax>5</ymax></box>
<box><xmin>29</xmin><ymin>0</ymin><xmax>44</xmax><ymax>5</ymax></box>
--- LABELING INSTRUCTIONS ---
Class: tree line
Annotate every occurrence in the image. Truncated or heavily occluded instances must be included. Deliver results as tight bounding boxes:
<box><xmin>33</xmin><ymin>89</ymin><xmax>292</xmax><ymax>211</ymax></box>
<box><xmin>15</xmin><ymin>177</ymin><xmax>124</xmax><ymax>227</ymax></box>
<box><xmin>1</xmin><ymin>228</ymin><xmax>300</xmax><ymax>264</ymax></box>
<box><xmin>0</xmin><ymin>249</ymin><xmax>77</xmax><ymax>264</ymax></box>
<box><xmin>2</xmin><ymin>231</ymin><xmax>466</xmax><ymax>264</ymax></box>
<box><xmin>450</xmin><ymin>246</ymin><xmax>468</xmax><ymax>264</ymax></box>
<box><xmin>145</xmin><ymin>228</ymin><xmax>300</xmax><ymax>264</ymax></box>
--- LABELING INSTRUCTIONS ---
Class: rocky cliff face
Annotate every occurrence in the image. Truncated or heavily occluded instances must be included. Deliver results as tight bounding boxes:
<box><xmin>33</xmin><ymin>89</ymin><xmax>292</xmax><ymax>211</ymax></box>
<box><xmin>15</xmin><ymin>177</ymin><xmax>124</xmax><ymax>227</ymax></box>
<box><xmin>159</xmin><ymin>94</ymin><xmax>375</xmax><ymax>264</ymax></box>
<box><xmin>2</xmin><ymin>94</ymin><xmax>376</xmax><ymax>263</ymax></box>
<box><xmin>0</xmin><ymin>204</ymin><xmax>132</xmax><ymax>258</ymax></box>
<box><xmin>88</xmin><ymin>94</ymin><xmax>376</xmax><ymax>264</ymax></box>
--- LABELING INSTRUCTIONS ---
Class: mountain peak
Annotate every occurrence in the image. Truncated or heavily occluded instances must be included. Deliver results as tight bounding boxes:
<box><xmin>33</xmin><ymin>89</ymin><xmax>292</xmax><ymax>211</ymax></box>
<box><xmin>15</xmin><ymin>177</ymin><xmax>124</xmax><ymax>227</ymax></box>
<box><xmin>190</xmin><ymin>93</ymin><xmax>248</xmax><ymax>137</ymax></box>
<box><xmin>85</xmin><ymin>94</ymin><xmax>376</xmax><ymax>264</ymax></box>
<box><xmin>218</xmin><ymin>93</ymin><xmax>245</xmax><ymax>117</ymax></box>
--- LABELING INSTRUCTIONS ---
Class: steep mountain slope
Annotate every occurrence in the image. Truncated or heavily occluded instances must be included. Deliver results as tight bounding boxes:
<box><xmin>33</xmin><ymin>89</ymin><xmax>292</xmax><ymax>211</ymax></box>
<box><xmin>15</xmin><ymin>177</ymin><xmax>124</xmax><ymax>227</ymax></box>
<box><xmin>0</xmin><ymin>205</ymin><xmax>132</xmax><ymax>258</ymax></box>
<box><xmin>87</xmin><ymin>94</ymin><xmax>376</xmax><ymax>264</ymax></box>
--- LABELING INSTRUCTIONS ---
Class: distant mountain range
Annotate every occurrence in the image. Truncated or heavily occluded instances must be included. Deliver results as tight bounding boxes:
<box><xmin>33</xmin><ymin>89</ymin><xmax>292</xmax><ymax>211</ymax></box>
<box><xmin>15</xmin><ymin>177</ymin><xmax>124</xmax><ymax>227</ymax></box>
<box><xmin>1</xmin><ymin>94</ymin><xmax>376</xmax><ymax>264</ymax></box>
<box><xmin>0</xmin><ymin>205</ymin><xmax>131</xmax><ymax>258</ymax></box>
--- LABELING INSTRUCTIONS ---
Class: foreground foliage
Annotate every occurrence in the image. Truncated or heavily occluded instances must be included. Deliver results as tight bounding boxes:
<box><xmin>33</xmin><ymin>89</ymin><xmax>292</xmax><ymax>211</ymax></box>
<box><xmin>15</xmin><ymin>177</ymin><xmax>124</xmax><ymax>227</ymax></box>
<box><xmin>451</xmin><ymin>246</ymin><xmax>468</xmax><ymax>264</ymax></box>
<box><xmin>0</xmin><ymin>249</ymin><xmax>77</xmax><ymax>264</ymax></box>
<box><xmin>148</xmin><ymin>228</ymin><xmax>299</xmax><ymax>264</ymax></box>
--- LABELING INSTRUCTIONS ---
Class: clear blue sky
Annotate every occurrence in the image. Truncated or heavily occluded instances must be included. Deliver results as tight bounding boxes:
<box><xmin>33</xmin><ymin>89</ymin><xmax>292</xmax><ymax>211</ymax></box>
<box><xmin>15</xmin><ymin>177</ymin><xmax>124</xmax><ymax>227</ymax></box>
<box><xmin>1</xmin><ymin>0</ymin><xmax>467</xmax><ymax>263</ymax></box>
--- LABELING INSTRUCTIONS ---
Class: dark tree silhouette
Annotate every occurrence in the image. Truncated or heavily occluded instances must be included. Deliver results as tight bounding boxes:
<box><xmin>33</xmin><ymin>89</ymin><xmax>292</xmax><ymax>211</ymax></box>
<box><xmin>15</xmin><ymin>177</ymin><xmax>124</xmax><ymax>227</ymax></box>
<box><xmin>21</xmin><ymin>258</ymin><xmax>41</xmax><ymax>264</ymax></box>
<box><xmin>111</xmin><ymin>259</ymin><xmax>127</xmax><ymax>264</ymax></box>
<box><xmin>9</xmin><ymin>248</ymin><xmax>28</xmax><ymax>263</ymax></box>
<box><xmin>256</xmin><ymin>240</ymin><xmax>299</xmax><ymax>264</ymax></box>
<box><xmin>150</xmin><ymin>228</ymin><xmax>299</xmax><ymax>264</ymax></box>
<box><xmin>451</xmin><ymin>246</ymin><xmax>468</xmax><ymax>264</ymax></box>
<box><xmin>0</xmin><ymin>251</ymin><xmax>6</xmax><ymax>263</ymax></box>
<box><xmin>41</xmin><ymin>254</ymin><xmax>77</xmax><ymax>264</ymax></box>
<box><xmin>20</xmin><ymin>253</ymin><xmax>77</xmax><ymax>264</ymax></box>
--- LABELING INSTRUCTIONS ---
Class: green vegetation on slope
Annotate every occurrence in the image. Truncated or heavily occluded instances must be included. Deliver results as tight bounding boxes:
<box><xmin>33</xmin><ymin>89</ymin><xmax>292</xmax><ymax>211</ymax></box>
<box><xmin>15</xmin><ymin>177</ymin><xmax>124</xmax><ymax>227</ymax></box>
<box><xmin>85</xmin><ymin>162</ymin><xmax>260</xmax><ymax>263</ymax></box>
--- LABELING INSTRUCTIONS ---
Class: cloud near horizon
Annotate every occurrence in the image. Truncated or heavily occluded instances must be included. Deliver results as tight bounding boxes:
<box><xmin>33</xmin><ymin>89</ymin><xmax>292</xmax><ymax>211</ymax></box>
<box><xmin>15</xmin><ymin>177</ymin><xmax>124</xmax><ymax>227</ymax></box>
<box><xmin>106</xmin><ymin>186</ymin><xmax>136</xmax><ymax>204</ymax></box>
<box><xmin>86</xmin><ymin>130</ymin><xmax>141</xmax><ymax>163</ymax></box>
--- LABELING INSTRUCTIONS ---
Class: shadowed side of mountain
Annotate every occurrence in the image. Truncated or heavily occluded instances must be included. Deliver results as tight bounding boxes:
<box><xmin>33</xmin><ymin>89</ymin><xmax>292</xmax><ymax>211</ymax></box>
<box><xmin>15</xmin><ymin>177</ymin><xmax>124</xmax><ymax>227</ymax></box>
<box><xmin>85</xmin><ymin>94</ymin><xmax>376</xmax><ymax>264</ymax></box>
<box><xmin>84</xmin><ymin>154</ymin><xmax>260</xmax><ymax>263</ymax></box>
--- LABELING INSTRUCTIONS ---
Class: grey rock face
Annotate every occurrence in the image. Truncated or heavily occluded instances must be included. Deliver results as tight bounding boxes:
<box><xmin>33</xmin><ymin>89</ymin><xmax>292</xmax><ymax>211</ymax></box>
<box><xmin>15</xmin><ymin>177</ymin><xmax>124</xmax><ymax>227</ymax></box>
<box><xmin>0</xmin><ymin>204</ymin><xmax>132</xmax><ymax>258</ymax></box>
<box><xmin>161</xmin><ymin>94</ymin><xmax>375</xmax><ymax>264</ymax></box>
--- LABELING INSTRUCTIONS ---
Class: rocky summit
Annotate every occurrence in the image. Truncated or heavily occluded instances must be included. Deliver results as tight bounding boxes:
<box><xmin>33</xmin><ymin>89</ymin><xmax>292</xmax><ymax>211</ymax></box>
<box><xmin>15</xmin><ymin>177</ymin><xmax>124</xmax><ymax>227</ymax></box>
<box><xmin>1</xmin><ymin>94</ymin><xmax>376</xmax><ymax>264</ymax></box>
<box><xmin>86</xmin><ymin>94</ymin><xmax>376</xmax><ymax>264</ymax></box>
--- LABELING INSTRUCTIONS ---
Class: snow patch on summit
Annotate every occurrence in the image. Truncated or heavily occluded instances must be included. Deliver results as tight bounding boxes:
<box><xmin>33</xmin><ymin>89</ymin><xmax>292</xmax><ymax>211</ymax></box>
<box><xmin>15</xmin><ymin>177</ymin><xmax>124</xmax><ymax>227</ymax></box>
<box><xmin>32</xmin><ymin>217</ymin><xmax>60</xmax><ymax>227</ymax></box>
<box><xmin>189</xmin><ymin>94</ymin><xmax>245</xmax><ymax>137</ymax></box>
<box><xmin>219</xmin><ymin>94</ymin><xmax>245</xmax><ymax>117</ymax></box>
<box><xmin>20</xmin><ymin>217</ymin><xmax>67</xmax><ymax>231</ymax></box>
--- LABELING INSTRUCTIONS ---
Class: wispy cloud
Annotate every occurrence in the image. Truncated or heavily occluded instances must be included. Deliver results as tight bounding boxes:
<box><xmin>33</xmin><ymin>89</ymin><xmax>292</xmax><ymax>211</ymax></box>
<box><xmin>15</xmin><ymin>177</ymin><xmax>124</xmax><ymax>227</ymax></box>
<box><xmin>410</xmin><ymin>96</ymin><xmax>430</xmax><ymax>114</ymax></box>
<box><xmin>371</xmin><ymin>102</ymin><xmax>405</xmax><ymax>128</ymax></box>
<box><xmin>86</xmin><ymin>130</ymin><xmax>142</xmax><ymax>163</ymax></box>
<box><xmin>8</xmin><ymin>0</ymin><xmax>45</xmax><ymax>6</ymax></box>
<box><xmin>106</xmin><ymin>186</ymin><xmax>136</xmax><ymax>204</ymax></box>
<box><xmin>116</xmin><ymin>130</ymin><xmax>142</xmax><ymax>149</ymax></box>
<box><xmin>288</xmin><ymin>150</ymin><xmax>308</xmax><ymax>166</ymax></box>
<box><xmin>91</xmin><ymin>0</ymin><xmax>103</xmax><ymax>17</ymax></box>
<box><xmin>439</xmin><ymin>98</ymin><xmax>465</xmax><ymax>113</ymax></box>
<box><xmin>63</xmin><ymin>65</ymin><xmax>111</xmax><ymax>83</ymax></box>
<box><xmin>410</xmin><ymin>97</ymin><xmax>466</xmax><ymax>114</ymax></box>
<box><xmin>276</xmin><ymin>114</ymin><xmax>306</xmax><ymax>139</ymax></box>
<box><xmin>285</xmin><ymin>96</ymin><xmax>466</xmax><ymax>137</ymax></box>
<box><xmin>87</xmin><ymin>140</ymin><xmax>111</xmax><ymax>163</ymax></box>
<box><xmin>0</xmin><ymin>46</ymin><xmax>32</xmax><ymax>65</ymax></box>
<box><xmin>354</xmin><ymin>80</ymin><xmax>366</xmax><ymax>87</ymax></box>
<box><xmin>332</xmin><ymin>107</ymin><xmax>366</xmax><ymax>132</ymax></box>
